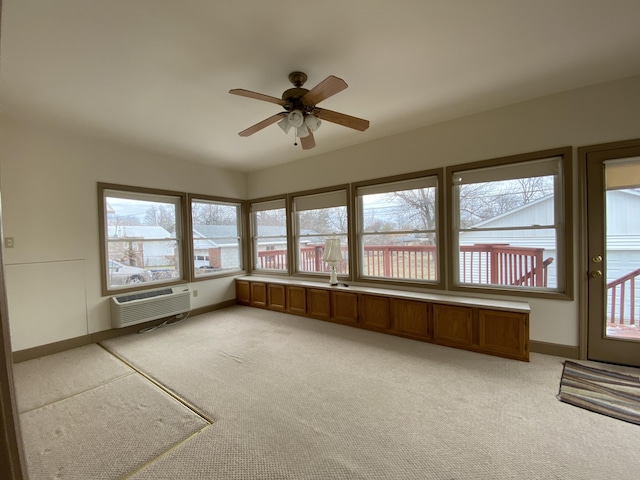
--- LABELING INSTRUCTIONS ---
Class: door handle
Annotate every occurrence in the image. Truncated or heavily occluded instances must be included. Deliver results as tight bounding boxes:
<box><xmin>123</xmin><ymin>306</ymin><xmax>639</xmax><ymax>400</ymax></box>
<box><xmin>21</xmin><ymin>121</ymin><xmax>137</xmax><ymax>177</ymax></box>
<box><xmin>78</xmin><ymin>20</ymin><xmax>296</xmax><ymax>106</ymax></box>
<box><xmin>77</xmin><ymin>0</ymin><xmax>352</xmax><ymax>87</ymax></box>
<box><xmin>592</xmin><ymin>255</ymin><xmax>603</xmax><ymax>263</ymax></box>
<box><xmin>591</xmin><ymin>270</ymin><xmax>603</xmax><ymax>278</ymax></box>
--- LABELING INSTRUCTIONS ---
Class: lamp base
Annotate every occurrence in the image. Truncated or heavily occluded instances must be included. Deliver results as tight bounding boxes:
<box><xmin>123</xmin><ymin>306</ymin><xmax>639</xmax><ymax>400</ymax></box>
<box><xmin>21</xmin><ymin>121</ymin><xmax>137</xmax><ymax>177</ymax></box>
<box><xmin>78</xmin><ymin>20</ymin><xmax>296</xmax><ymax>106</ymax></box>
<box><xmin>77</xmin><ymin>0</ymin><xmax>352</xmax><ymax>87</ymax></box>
<box><xmin>329</xmin><ymin>266</ymin><xmax>338</xmax><ymax>286</ymax></box>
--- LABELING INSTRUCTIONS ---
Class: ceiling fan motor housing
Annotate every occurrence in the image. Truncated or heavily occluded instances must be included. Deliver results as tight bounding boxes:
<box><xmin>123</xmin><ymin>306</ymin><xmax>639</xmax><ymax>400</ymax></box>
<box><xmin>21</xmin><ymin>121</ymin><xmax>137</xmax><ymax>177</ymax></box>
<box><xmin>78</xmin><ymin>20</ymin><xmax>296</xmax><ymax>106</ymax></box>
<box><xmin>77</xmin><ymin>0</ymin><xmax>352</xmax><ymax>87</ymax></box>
<box><xmin>281</xmin><ymin>87</ymin><xmax>311</xmax><ymax>111</ymax></box>
<box><xmin>282</xmin><ymin>72</ymin><xmax>314</xmax><ymax>112</ymax></box>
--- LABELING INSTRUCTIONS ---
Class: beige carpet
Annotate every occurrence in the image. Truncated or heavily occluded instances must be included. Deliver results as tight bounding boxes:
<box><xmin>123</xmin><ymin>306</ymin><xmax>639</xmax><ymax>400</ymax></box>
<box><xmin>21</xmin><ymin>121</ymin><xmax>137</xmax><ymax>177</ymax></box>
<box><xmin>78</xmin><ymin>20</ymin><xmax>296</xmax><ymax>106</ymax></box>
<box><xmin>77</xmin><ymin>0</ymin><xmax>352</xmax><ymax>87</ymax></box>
<box><xmin>101</xmin><ymin>306</ymin><xmax>639</xmax><ymax>479</ymax></box>
<box><xmin>15</xmin><ymin>306</ymin><xmax>640</xmax><ymax>479</ymax></box>
<box><xmin>15</xmin><ymin>344</ymin><xmax>210</xmax><ymax>480</ymax></box>
<box><xmin>13</xmin><ymin>344</ymin><xmax>133</xmax><ymax>413</ymax></box>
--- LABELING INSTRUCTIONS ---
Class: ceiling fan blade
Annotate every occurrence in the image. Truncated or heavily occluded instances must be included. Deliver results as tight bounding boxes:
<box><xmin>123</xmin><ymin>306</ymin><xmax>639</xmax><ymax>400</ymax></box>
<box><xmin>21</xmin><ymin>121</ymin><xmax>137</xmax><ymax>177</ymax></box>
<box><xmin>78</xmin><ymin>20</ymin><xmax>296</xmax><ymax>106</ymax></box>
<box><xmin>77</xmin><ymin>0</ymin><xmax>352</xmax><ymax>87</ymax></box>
<box><xmin>238</xmin><ymin>113</ymin><xmax>286</xmax><ymax>137</ymax></box>
<box><xmin>300</xmin><ymin>131</ymin><xmax>316</xmax><ymax>150</ymax></box>
<box><xmin>301</xmin><ymin>76</ymin><xmax>348</xmax><ymax>106</ymax></box>
<box><xmin>229</xmin><ymin>89</ymin><xmax>288</xmax><ymax>106</ymax></box>
<box><xmin>314</xmin><ymin>108</ymin><xmax>370</xmax><ymax>131</ymax></box>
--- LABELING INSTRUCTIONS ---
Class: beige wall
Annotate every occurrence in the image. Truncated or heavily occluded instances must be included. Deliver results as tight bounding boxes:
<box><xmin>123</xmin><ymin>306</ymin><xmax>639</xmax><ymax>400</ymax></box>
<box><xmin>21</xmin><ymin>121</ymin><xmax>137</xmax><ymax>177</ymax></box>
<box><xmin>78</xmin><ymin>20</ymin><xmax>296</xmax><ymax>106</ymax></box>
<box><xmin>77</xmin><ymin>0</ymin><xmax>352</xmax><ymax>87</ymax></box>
<box><xmin>2</xmin><ymin>75</ymin><xmax>639</xmax><ymax>352</ymax></box>
<box><xmin>0</xmin><ymin>116</ymin><xmax>246</xmax><ymax>350</ymax></box>
<box><xmin>247</xmin><ymin>75</ymin><xmax>640</xmax><ymax>347</ymax></box>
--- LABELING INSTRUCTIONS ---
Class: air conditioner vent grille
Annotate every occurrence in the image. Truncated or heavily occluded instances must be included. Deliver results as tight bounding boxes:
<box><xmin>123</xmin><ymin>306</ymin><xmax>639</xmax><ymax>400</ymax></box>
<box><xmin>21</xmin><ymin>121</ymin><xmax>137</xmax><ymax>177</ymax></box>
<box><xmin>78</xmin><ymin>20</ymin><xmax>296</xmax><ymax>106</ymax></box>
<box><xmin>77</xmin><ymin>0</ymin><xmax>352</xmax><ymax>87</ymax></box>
<box><xmin>110</xmin><ymin>285</ymin><xmax>190</xmax><ymax>328</ymax></box>
<box><xmin>115</xmin><ymin>288</ymin><xmax>173</xmax><ymax>303</ymax></box>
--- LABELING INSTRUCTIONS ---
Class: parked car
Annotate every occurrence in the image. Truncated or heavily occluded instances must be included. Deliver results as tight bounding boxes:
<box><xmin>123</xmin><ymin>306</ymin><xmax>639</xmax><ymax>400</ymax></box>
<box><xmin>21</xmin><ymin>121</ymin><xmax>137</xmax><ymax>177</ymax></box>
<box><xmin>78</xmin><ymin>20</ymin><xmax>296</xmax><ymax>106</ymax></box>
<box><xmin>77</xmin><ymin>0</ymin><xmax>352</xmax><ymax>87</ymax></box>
<box><xmin>108</xmin><ymin>260</ymin><xmax>151</xmax><ymax>285</ymax></box>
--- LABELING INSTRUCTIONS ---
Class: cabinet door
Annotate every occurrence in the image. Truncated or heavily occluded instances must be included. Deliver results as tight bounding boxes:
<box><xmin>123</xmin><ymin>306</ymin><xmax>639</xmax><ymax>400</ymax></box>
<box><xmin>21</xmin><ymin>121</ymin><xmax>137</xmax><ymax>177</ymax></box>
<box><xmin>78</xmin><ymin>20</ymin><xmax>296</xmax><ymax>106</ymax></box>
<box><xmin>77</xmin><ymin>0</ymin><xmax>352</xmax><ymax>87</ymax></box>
<box><xmin>478</xmin><ymin>310</ymin><xmax>529</xmax><ymax>361</ymax></box>
<box><xmin>287</xmin><ymin>286</ymin><xmax>307</xmax><ymax>315</ymax></box>
<box><xmin>250</xmin><ymin>282</ymin><xmax>268</xmax><ymax>308</ymax></box>
<box><xmin>392</xmin><ymin>299</ymin><xmax>429</xmax><ymax>339</ymax></box>
<box><xmin>332</xmin><ymin>291</ymin><xmax>359</xmax><ymax>325</ymax></box>
<box><xmin>432</xmin><ymin>304</ymin><xmax>473</xmax><ymax>347</ymax></box>
<box><xmin>307</xmin><ymin>288</ymin><xmax>331</xmax><ymax>320</ymax></box>
<box><xmin>236</xmin><ymin>280</ymin><xmax>250</xmax><ymax>305</ymax></box>
<box><xmin>268</xmin><ymin>284</ymin><xmax>286</xmax><ymax>311</ymax></box>
<box><xmin>359</xmin><ymin>294</ymin><xmax>390</xmax><ymax>330</ymax></box>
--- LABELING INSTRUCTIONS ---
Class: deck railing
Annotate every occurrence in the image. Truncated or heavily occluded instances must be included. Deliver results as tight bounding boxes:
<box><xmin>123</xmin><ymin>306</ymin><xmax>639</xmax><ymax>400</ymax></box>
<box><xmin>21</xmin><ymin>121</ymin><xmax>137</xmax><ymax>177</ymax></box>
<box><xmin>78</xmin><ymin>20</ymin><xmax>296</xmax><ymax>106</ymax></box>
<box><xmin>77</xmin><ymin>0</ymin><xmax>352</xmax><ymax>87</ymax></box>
<box><xmin>258</xmin><ymin>243</ymin><xmax>553</xmax><ymax>287</ymax></box>
<box><xmin>607</xmin><ymin>267</ymin><xmax>640</xmax><ymax>326</ymax></box>
<box><xmin>459</xmin><ymin>244</ymin><xmax>550</xmax><ymax>287</ymax></box>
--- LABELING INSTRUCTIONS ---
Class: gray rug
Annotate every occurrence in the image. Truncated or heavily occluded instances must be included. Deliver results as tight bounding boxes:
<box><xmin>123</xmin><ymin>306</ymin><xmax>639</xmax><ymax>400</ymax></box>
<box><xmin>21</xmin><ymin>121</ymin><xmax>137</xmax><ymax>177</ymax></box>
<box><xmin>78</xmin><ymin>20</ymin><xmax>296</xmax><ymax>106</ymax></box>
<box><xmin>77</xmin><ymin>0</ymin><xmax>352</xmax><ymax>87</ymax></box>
<box><xmin>558</xmin><ymin>360</ymin><xmax>640</xmax><ymax>426</ymax></box>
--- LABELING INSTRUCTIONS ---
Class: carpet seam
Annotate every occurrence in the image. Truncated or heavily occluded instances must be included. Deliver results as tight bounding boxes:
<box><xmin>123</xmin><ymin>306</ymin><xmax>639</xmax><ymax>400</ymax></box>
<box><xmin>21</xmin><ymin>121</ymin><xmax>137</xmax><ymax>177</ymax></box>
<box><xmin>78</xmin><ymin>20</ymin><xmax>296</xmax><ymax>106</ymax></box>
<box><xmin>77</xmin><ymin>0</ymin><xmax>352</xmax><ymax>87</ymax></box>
<box><xmin>18</xmin><ymin>371</ymin><xmax>136</xmax><ymax>415</ymax></box>
<box><xmin>119</xmin><ymin>425</ymin><xmax>213</xmax><ymax>480</ymax></box>
<box><xmin>98</xmin><ymin>342</ymin><xmax>216</xmax><ymax>425</ymax></box>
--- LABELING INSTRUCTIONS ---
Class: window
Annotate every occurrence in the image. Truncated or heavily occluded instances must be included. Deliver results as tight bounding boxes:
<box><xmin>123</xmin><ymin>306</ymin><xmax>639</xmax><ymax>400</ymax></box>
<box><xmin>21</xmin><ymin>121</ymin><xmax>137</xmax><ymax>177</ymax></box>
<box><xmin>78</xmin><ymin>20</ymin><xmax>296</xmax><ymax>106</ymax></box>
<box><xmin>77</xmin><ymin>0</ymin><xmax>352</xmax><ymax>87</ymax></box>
<box><xmin>190</xmin><ymin>196</ymin><xmax>243</xmax><ymax>278</ymax></box>
<box><xmin>99</xmin><ymin>184</ymin><xmax>187</xmax><ymax>293</ymax></box>
<box><xmin>449</xmin><ymin>148</ymin><xmax>572</xmax><ymax>296</ymax></box>
<box><xmin>356</xmin><ymin>173</ymin><xmax>440</xmax><ymax>283</ymax></box>
<box><xmin>292</xmin><ymin>188</ymin><xmax>349</xmax><ymax>276</ymax></box>
<box><xmin>251</xmin><ymin>198</ymin><xmax>288</xmax><ymax>272</ymax></box>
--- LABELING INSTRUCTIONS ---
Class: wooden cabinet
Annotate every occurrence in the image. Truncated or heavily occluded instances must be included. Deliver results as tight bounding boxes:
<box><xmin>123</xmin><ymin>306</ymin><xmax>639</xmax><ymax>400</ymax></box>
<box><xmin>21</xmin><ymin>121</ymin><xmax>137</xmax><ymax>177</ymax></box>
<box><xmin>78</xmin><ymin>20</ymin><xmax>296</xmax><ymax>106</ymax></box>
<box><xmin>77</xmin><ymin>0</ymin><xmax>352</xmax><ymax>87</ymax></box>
<box><xmin>287</xmin><ymin>286</ymin><xmax>307</xmax><ymax>315</ymax></box>
<box><xmin>332</xmin><ymin>291</ymin><xmax>359</xmax><ymax>325</ymax></box>
<box><xmin>236</xmin><ymin>280</ymin><xmax>250</xmax><ymax>305</ymax></box>
<box><xmin>250</xmin><ymin>282</ymin><xmax>267</xmax><ymax>308</ymax></box>
<box><xmin>307</xmin><ymin>288</ymin><xmax>331</xmax><ymax>320</ymax></box>
<box><xmin>236</xmin><ymin>278</ymin><xmax>529</xmax><ymax>361</ymax></box>
<box><xmin>478</xmin><ymin>309</ymin><xmax>528</xmax><ymax>361</ymax></box>
<box><xmin>268</xmin><ymin>284</ymin><xmax>286</xmax><ymax>311</ymax></box>
<box><xmin>392</xmin><ymin>299</ymin><xmax>429</xmax><ymax>339</ymax></box>
<box><xmin>359</xmin><ymin>294</ymin><xmax>390</xmax><ymax>330</ymax></box>
<box><xmin>432</xmin><ymin>304</ymin><xmax>473</xmax><ymax>347</ymax></box>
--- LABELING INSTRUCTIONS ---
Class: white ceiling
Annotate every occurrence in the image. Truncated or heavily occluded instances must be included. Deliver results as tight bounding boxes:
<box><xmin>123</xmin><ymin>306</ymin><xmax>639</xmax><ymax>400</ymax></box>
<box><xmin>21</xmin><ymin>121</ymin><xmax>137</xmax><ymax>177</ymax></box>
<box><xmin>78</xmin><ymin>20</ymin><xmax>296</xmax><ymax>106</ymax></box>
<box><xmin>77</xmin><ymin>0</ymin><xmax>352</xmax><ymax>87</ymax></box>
<box><xmin>2</xmin><ymin>1</ymin><xmax>640</xmax><ymax>172</ymax></box>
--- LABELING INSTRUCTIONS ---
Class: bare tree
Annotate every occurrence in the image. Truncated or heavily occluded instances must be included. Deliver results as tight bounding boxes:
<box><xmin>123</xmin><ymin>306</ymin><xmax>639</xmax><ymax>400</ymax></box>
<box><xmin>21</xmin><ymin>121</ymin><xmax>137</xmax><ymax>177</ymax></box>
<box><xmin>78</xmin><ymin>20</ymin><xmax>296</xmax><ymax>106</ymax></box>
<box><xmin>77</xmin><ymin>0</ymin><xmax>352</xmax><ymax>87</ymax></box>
<box><xmin>192</xmin><ymin>203</ymin><xmax>237</xmax><ymax>225</ymax></box>
<box><xmin>144</xmin><ymin>205</ymin><xmax>175</xmax><ymax>233</ymax></box>
<box><xmin>458</xmin><ymin>176</ymin><xmax>554</xmax><ymax>228</ymax></box>
<box><xmin>299</xmin><ymin>207</ymin><xmax>348</xmax><ymax>234</ymax></box>
<box><xmin>391</xmin><ymin>188</ymin><xmax>437</xmax><ymax>231</ymax></box>
<box><xmin>255</xmin><ymin>209</ymin><xmax>287</xmax><ymax>227</ymax></box>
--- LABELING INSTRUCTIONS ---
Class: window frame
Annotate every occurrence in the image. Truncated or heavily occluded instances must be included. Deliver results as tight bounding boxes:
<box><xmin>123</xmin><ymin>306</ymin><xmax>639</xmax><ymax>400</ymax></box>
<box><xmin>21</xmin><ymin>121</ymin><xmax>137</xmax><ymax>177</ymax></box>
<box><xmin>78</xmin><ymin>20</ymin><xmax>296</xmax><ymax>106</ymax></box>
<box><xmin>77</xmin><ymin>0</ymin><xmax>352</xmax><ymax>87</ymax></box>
<box><xmin>445</xmin><ymin>147</ymin><xmax>573</xmax><ymax>299</ymax></box>
<box><xmin>289</xmin><ymin>185</ymin><xmax>351</xmax><ymax>280</ymax></box>
<box><xmin>352</xmin><ymin>169</ymin><xmax>445</xmax><ymax>289</ymax></box>
<box><xmin>249</xmin><ymin>195</ymin><xmax>290</xmax><ymax>275</ymax></box>
<box><xmin>98</xmin><ymin>183</ymin><xmax>189</xmax><ymax>296</ymax></box>
<box><xmin>188</xmin><ymin>194</ymin><xmax>245</xmax><ymax>281</ymax></box>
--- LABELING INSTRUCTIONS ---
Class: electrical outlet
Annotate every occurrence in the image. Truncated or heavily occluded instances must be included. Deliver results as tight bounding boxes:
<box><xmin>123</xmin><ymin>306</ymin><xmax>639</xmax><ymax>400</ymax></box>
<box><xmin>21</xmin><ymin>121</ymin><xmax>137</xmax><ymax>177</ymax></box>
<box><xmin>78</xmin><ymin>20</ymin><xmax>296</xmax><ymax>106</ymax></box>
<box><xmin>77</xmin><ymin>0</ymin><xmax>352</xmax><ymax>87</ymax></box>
<box><xmin>193</xmin><ymin>290</ymin><xmax>198</xmax><ymax>298</ymax></box>
<box><xmin>4</xmin><ymin>237</ymin><xmax>14</xmax><ymax>248</ymax></box>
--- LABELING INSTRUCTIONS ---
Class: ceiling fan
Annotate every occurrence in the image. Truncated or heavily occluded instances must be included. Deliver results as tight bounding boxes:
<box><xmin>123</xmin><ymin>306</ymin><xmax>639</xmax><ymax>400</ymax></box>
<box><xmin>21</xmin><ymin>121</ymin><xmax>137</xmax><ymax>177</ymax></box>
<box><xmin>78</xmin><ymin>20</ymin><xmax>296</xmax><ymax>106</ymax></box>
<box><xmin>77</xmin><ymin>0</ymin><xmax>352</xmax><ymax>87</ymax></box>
<box><xmin>229</xmin><ymin>71</ymin><xmax>370</xmax><ymax>150</ymax></box>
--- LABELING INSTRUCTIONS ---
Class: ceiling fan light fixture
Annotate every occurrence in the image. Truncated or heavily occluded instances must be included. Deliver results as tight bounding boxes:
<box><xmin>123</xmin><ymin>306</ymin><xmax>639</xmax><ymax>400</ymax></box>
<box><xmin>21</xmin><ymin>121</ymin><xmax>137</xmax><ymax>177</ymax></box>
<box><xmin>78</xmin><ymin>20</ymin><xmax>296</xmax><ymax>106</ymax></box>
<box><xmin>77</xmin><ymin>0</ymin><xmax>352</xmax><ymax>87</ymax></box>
<box><xmin>287</xmin><ymin>110</ymin><xmax>305</xmax><ymax>128</ymax></box>
<box><xmin>304</xmin><ymin>114</ymin><xmax>321</xmax><ymax>132</ymax></box>
<box><xmin>278</xmin><ymin>117</ymin><xmax>292</xmax><ymax>133</ymax></box>
<box><xmin>296</xmin><ymin>124</ymin><xmax>310</xmax><ymax>138</ymax></box>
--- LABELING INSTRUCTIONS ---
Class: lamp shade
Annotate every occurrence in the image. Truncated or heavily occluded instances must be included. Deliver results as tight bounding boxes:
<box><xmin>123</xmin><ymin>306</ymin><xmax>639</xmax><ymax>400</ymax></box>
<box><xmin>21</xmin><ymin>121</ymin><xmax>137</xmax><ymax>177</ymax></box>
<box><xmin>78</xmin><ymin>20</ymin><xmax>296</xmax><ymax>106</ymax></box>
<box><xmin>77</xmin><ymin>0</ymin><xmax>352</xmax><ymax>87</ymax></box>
<box><xmin>287</xmin><ymin>110</ymin><xmax>305</xmax><ymax>128</ymax></box>
<box><xmin>296</xmin><ymin>123</ymin><xmax>310</xmax><ymax>138</ymax></box>
<box><xmin>322</xmin><ymin>238</ymin><xmax>343</xmax><ymax>263</ymax></box>
<box><xmin>278</xmin><ymin>116</ymin><xmax>292</xmax><ymax>133</ymax></box>
<box><xmin>304</xmin><ymin>114</ymin><xmax>321</xmax><ymax>132</ymax></box>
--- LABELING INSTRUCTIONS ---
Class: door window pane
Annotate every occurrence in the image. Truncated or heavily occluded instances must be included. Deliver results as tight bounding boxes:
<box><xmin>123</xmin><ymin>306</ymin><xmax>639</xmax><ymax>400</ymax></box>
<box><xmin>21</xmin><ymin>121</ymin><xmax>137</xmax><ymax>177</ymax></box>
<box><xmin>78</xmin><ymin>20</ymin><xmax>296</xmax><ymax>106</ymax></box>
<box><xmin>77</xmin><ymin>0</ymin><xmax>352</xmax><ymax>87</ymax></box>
<box><xmin>604</xmin><ymin>157</ymin><xmax>640</xmax><ymax>340</ymax></box>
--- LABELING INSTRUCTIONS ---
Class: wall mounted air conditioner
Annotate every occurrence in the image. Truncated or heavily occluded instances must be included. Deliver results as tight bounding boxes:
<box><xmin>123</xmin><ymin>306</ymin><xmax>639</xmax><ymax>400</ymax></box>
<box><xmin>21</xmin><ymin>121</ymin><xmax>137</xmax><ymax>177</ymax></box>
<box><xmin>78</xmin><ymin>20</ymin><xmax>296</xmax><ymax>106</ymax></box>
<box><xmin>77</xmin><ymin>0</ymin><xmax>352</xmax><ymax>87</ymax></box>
<box><xmin>110</xmin><ymin>285</ymin><xmax>191</xmax><ymax>328</ymax></box>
